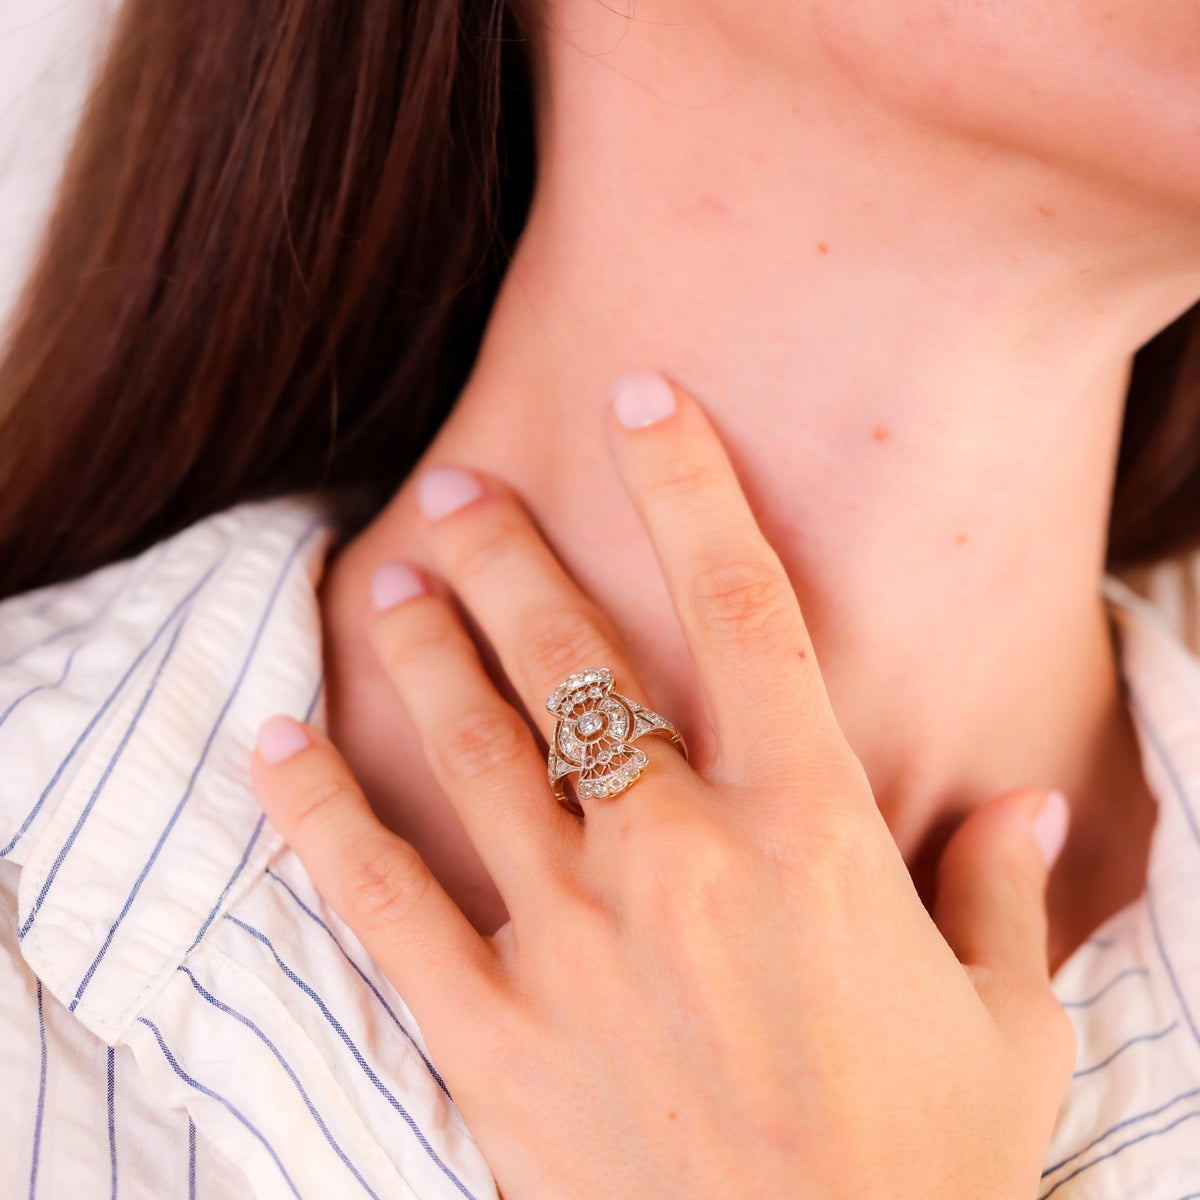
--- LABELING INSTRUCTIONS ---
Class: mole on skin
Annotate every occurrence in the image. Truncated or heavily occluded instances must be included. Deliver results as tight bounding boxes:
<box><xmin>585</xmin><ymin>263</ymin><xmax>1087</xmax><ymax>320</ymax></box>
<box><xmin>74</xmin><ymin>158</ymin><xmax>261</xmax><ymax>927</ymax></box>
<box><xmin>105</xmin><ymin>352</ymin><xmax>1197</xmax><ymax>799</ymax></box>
<box><xmin>873</xmin><ymin>424</ymin><xmax>890</xmax><ymax>442</ymax></box>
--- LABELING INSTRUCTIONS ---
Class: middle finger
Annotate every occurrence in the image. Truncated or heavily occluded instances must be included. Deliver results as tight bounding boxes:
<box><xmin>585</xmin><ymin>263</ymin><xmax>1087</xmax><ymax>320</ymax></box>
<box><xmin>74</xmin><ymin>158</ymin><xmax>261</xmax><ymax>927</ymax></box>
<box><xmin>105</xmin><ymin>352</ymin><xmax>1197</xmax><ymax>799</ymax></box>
<box><xmin>412</xmin><ymin>467</ymin><xmax>694</xmax><ymax>807</ymax></box>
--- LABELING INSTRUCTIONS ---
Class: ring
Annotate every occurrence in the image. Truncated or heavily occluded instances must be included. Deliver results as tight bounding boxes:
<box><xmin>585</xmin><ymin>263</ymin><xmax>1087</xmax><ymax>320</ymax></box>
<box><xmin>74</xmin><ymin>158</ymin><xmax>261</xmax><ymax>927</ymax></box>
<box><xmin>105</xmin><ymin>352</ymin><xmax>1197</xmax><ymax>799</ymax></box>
<box><xmin>545</xmin><ymin>667</ymin><xmax>687</xmax><ymax>817</ymax></box>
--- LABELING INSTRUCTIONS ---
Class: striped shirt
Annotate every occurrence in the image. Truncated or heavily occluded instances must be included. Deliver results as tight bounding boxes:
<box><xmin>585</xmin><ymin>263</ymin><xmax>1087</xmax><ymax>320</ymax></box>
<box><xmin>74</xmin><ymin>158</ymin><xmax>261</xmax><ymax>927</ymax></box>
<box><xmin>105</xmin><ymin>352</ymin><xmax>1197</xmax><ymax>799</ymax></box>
<box><xmin>0</xmin><ymin>495</ymin><xmax>1199</xmax><ymax>1198</ymax></box>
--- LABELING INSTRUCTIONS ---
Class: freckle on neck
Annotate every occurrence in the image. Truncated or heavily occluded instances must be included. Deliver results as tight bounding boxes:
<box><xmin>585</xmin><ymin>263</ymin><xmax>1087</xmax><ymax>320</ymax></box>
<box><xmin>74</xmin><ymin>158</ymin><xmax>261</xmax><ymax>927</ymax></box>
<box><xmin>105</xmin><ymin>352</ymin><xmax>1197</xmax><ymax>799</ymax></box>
<box><xmin>872</xmin><ymin>424</ymin><xmax>890</xmax><ymax>443</ymax></box>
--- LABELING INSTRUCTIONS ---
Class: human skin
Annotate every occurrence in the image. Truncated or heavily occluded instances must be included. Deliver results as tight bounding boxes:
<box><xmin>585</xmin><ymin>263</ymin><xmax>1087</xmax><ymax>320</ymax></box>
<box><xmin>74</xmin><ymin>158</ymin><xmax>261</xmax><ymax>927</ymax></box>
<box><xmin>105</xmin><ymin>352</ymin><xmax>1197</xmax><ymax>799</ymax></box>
<box><xmin>253</xmin><ymin>379</ymin><xmax>1077</xmax><ymax>1199</ymax></box>
<box><xmin>316</xmin><ymin>0</ymin><xmax>1200</xmax><ymax>955</ymax></box>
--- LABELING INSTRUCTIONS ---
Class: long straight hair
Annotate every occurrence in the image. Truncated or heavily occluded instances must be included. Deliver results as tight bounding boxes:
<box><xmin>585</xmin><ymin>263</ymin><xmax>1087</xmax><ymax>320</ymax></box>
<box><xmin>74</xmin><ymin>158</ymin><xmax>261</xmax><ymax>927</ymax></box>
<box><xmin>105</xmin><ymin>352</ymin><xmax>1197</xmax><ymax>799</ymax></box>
<box><xmin>0</xmin><ymin>0</ymin><xmax>1196</xmax><ymax>599</ymax></box>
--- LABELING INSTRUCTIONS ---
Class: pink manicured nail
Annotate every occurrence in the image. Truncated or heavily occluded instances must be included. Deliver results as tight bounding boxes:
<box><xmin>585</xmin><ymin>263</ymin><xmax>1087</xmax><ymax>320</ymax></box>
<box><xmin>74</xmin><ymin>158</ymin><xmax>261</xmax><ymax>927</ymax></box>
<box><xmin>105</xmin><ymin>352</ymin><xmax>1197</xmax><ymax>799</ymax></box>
<box><xmin>371</xmin><ymin>561</ymin><xmax>426</xmax><ymax>612</ymax></box>
<box><xmin>257</xmin><ymin>715</ymin><xmax>310</xmax><ymax>765</ymax></box>
<box><xmin>416</xmin><ymin>466</ymin><xmax>483</xmax><ymax>521</ymax></box>
<box><xmin>611</xmin><ymin>370</ymin><xmax>677</xmax><ymax>429</ymax></box>
<box><xmin>1032</xmin><ymin>790</ymin><xmax>1070</xmax><ymax>868</ymax></box>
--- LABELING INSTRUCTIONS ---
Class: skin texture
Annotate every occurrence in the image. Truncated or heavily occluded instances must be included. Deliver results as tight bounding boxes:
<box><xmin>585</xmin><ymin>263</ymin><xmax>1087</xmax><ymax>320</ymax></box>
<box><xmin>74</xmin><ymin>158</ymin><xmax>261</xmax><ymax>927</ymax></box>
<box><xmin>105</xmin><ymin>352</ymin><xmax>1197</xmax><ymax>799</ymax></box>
<box><xmin>317</xmin><ymin>0</ymin><xmax>1200</xmax><ymax>949</ymax></box>
<box><xmin>256</xmin><ymin>9</ymin><xmax>1200</xmax><ymax>1186</ymax></box>
<box><xmin>253</xmin><ymin>384</ymin><xmax>1076</xmax><ymax>1200</ymax></box>
<box><xmin>725</xmin><ymin>0</ymin><xmax>1200</xmax><ymax>206</ymax></box>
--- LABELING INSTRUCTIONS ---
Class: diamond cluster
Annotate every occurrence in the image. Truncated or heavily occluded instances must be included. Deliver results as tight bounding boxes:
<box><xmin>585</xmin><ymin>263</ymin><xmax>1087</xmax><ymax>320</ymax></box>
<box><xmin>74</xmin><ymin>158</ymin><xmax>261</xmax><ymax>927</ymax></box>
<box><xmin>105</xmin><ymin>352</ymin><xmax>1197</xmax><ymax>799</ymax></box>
<box><xmin>556</xmin><ymin>696</ymin><xmax>630</xmax><ymax>766</ymax></box>
<box><xmin>546</xmin><ymin>668</ymin><xmax>613</xmax><ymax>718</ymax></box>
<box><xmin>546</xmin><ymin>668</ymin><xmax>674</xmax><ymax>806</ymax></box>
<box><xmin>576</xmin><ymin>746</ymin><xmax>649</xmax><ymax>800</ymax></box>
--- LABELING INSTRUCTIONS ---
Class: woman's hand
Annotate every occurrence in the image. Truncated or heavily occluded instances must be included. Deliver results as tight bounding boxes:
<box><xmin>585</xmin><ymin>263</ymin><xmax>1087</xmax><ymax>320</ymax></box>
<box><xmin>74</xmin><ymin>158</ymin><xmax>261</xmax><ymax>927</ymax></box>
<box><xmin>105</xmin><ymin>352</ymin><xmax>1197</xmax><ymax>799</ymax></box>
<box><xmin>250</xmin><ymin>372</ymin><xmax>1075</xmax><ymax>1200</ymax></box>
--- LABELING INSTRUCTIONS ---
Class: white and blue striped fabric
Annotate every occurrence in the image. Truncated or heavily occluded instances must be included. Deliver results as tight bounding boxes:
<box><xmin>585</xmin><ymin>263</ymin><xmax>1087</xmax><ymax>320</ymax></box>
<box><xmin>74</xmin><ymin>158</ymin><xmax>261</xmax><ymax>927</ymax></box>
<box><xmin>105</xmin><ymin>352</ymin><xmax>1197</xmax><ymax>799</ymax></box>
<box><xmin>0</xmin><ymin>498</ymin><xmax>496</xmax><ymax>1199</ymax></box>
<box><xmin>0</xmin><ymin>495</ymin><xmax>1199</xmax><ymax>1197</ymax></box>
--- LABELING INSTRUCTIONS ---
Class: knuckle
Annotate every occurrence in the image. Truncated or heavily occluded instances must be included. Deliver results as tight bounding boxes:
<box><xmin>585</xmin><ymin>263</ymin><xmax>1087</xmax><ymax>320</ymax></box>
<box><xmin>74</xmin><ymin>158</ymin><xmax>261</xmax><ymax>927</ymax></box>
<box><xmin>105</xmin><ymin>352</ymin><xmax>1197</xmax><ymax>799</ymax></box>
<box><xmin>343</xmin><ymin>839</ymin><xmax>430</xmax><ymax>929</ymax></box>
<box><xmin>285</xmin><ymin>772</ymin><xmax>354</xmax><ymax>840</ymax></box>
<box><xmin>764</xmin><ymin>795</ymin><xmax>882</xmax><ymax>902</ymax></box>
<box><xmin>448</xmin><ymin>511</ymin><xmax>524</xmax><ymax>579</ymax></box>
<box><xmin>686</xmin><ymin>556</ymin><xmax>797</xmax><ymax>644</ymax></box>
<box><xmin>1003</xmin><ymin>865</ymin><xmax>1046</xmax><ymax>918</ymax></box>
<box><xmin>624</xmin><ymin>810</ymin><xmax>743</xmax><ymax>920</ymax></box>
<box><xmin>949</xmin><ymin>846</ymin><xmax>1043</xmax><ymax>920</ymax></box>
<box><xmin>520</xmin><ymin>609</ymin><xmax>613</xmax><ymax>686</ymax></box>
<box><xmin>536</xmin><ymin>895</ymin><xmax>619</xmax><ymax>989</ymax></box>
<box><xmin>641</xmin><ymin>460</ymin><xmax>718</xmax><ymax>507</ymax></box>
<box><xmin>434</xmin><ymin>707</ymin><xmax>531</xmax><ymax>784</ymax></box>
<box><xmin>376</xmin><ymin>600</ymin><xmax>461</xmax><ymax>677</ymax></box>
<box><xmin>803</xmin><ymin>800</ymin><xmax>874</xmax><ymax>864</ymax></box>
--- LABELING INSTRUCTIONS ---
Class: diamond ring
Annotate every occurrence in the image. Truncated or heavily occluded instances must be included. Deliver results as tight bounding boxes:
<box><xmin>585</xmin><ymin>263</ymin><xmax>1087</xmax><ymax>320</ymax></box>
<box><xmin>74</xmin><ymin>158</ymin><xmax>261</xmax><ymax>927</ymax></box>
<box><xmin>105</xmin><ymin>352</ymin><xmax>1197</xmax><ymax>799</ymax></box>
<box><xmin>545</xmin><ymin>668</ymin><xmax>687</xmax><ymax>817</ymax></box>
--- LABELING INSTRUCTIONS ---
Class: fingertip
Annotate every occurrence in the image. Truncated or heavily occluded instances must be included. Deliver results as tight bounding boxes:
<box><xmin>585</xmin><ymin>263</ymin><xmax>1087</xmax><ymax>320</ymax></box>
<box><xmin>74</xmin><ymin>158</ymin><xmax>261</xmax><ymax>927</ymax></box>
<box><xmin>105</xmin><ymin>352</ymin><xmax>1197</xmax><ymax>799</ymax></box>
<box><xmin>370</xmin><ymin>560</ymin><xmax>428</xmax><ymax>614</ymax></box>
<box><xmin>610</xmin><ymin>369</ymin><xmax>680</xmax><ymax>430</ymax></box>
<box><xmin>415</xmin><ymin>465</ymin><xmax>485</xmax><ymax>522</ymax></box>
<box><xmin>1031</xmin><ymin>789</ymin><xmax>1070</xmax><ymax>870</ymax></box>
<box><xmin>256</xmin><ymin>714</ymin><xmax>311</xmax><ymax>766</ymax></box>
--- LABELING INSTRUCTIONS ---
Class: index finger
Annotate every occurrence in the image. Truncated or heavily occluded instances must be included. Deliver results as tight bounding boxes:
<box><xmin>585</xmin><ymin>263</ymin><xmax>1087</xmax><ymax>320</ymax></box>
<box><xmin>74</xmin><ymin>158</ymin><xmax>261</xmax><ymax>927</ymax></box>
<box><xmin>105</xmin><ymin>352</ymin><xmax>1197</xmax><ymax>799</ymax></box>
<box><xmin>606</xmin><ymin>372</ymin><xmax>843</xmax><ymax>777</ymax></box>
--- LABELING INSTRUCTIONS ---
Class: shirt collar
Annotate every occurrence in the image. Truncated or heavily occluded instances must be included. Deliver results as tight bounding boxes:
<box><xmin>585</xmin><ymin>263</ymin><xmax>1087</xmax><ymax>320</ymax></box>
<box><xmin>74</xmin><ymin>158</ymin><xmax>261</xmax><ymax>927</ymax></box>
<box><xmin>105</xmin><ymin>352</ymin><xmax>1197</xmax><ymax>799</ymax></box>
<box><xmin>4</xmin><ymin>496</ymin><xmax>332</xmax><ymax>1042</ymax></box>
<box><xmin>1102</xmin><ymin>572</ymin><xmax>1200</xmax><ymax>1044</ymax></box>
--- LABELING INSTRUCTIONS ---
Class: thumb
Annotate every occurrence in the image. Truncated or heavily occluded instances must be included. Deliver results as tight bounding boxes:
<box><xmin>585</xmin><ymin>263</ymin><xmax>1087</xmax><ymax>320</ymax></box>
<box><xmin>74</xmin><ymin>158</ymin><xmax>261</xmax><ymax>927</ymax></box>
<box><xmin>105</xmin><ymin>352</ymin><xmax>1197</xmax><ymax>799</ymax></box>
<box><xmin>934</xmin><ymin>788</ymin><xmax>1070</xmax><ymax>981</ymax></box>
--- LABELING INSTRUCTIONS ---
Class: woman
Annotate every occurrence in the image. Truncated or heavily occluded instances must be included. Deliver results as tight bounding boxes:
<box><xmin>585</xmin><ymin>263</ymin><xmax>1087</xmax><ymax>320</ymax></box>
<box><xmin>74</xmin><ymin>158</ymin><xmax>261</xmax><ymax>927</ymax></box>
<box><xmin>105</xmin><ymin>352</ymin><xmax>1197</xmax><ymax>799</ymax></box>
<box><xmin>1</xmin><ymin>0</ymin><xmax>1199</xmax><ymax>1195</ymax></box>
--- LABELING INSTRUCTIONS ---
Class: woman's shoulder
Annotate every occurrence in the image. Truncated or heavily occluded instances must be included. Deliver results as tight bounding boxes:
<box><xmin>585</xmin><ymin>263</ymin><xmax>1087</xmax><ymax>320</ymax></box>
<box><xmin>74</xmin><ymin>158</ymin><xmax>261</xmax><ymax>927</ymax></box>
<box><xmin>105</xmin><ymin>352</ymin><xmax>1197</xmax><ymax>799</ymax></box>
<box><xmin>0</xmin><ymin>493</ymin><xmax>334</xmax><ymax>879</ymax></box>
<box><xmin>0</xmin><ymin>491</ymin><xmax>333</xmax><ymax>1059</ymax></box>
<box><xmin>0</xmin><ymin>493</ymin><xmax>333</xmax><ymax>646</ymax></box>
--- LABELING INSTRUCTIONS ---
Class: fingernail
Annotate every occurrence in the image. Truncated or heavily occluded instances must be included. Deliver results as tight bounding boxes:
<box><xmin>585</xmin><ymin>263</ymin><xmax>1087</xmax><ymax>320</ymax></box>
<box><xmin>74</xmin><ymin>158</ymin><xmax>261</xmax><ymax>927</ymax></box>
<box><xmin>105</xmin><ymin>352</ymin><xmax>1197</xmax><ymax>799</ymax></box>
<box><xmin>1031</xmin><ymin>790</ymin><xmax>1070</xmax><ymax>869</ymax></box>
<box><xmin>416</xmin><ymin>466</ymin><xmax>484</xmax><ymax>521</ymax></box>
<box><xmin>371</xmin><ymin>561</ymin><xmax>426</xmax><ymax>612</ymax></box>
<box><xmin>611</xmin><ymin>370</ymin><xmax>677</xmax><ymax>429</ymax></box>
<box><xmin>257</xmin><ymin>715</ymin><xmax>310</xmax><ymax>765</ymax></box>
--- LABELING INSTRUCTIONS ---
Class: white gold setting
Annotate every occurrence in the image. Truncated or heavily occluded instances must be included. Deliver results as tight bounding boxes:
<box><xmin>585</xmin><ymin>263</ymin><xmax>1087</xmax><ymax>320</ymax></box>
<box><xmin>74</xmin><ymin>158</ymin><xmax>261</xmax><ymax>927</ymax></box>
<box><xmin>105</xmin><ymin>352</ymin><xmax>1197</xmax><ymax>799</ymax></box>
<box><xmin>546</xmin><ymin>668</ymin><xmax>686</xmax><ymax>816</ymax></box>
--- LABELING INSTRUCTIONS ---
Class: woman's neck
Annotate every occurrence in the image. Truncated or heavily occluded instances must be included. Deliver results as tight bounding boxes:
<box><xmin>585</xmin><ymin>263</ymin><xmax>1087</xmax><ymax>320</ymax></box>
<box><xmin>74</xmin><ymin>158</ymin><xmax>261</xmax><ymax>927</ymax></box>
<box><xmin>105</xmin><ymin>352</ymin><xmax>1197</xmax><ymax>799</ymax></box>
<box><xmin>322</xmin><ymin>8</ymin><xmax>1200</xmax><ymax>942</ymax></box>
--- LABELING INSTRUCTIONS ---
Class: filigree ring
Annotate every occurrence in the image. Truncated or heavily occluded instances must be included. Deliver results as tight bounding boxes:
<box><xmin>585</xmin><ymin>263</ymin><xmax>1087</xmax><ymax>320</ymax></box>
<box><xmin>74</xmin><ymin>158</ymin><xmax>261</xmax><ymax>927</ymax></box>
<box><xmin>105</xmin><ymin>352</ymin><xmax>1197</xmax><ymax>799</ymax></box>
<box><xmin>545</xmin><ymin>668</ymin><xmax>687</xmax><ymax>817</ymax></box>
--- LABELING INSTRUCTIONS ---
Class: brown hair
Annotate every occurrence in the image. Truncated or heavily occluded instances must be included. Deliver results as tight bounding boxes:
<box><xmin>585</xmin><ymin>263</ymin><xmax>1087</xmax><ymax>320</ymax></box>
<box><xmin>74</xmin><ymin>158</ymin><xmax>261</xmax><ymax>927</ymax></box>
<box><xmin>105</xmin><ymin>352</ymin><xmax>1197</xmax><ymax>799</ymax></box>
<box><xmin>0</xmin><ymin>0</ymin><xmax>1196</xmax><ymax>599</ymax></box>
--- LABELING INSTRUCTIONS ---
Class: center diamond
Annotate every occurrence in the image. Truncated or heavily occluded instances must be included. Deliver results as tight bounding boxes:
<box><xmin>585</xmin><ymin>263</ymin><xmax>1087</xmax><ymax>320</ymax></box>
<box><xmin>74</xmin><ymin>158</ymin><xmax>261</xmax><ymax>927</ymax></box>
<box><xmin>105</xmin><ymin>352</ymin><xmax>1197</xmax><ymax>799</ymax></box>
<box><xmin>575</xmin><ymin>711</ymin><xmax>606</xmax><ymax>740</ymax></box>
